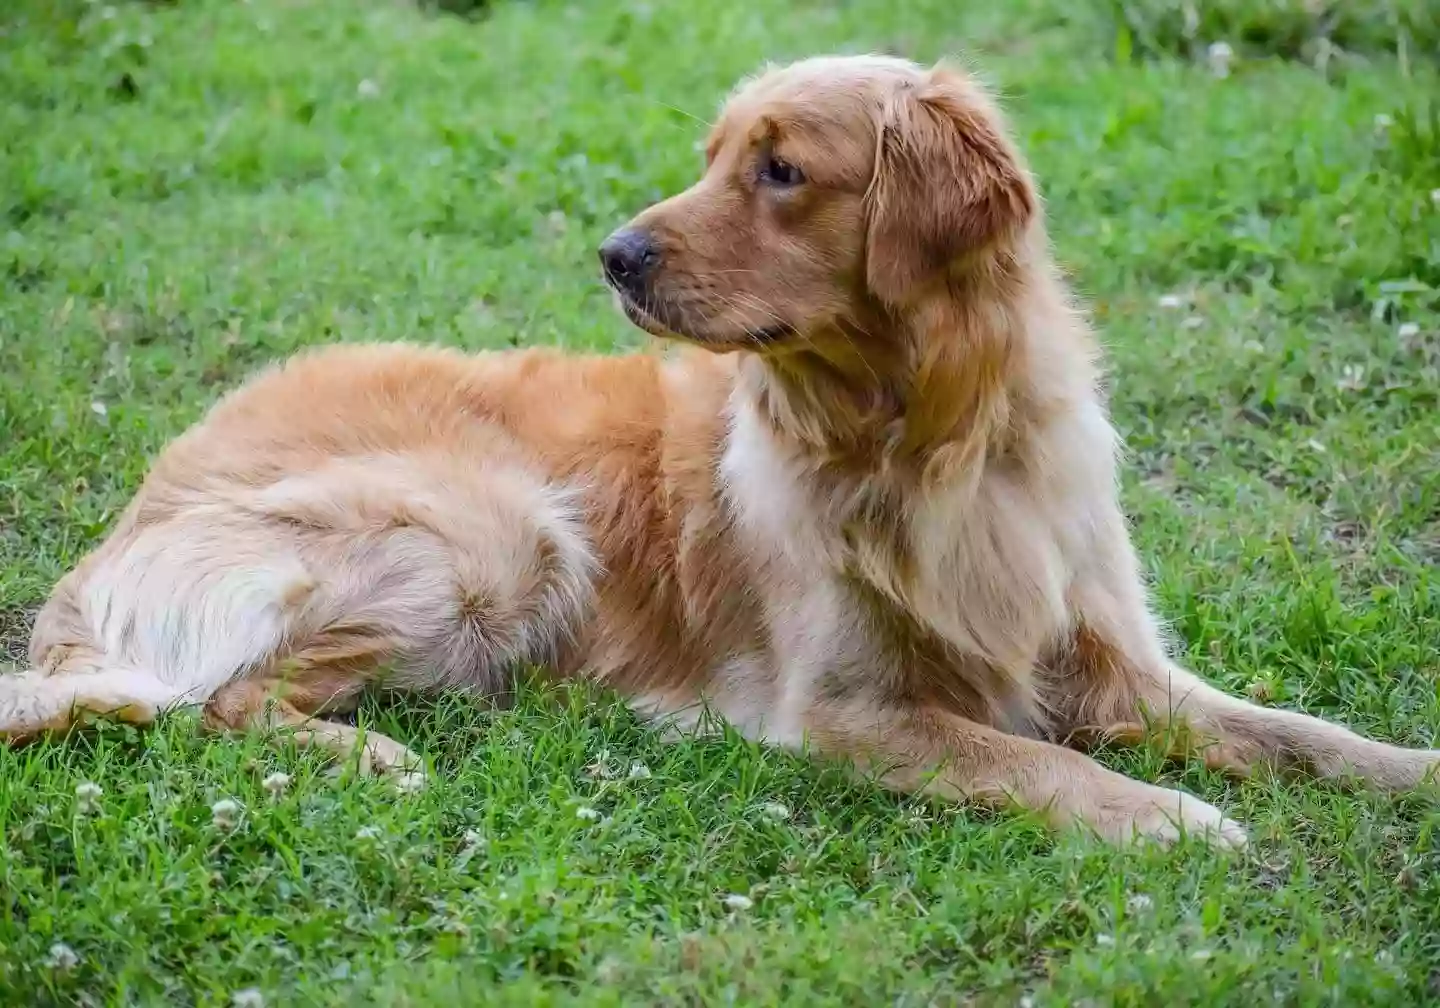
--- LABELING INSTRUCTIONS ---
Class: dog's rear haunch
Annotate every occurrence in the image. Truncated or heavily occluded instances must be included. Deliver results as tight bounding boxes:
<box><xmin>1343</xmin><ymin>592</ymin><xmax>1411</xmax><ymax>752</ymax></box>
<box><xmin>7</xmin><ymin>56</ymin><xmax>1437</xmax><ymax>847</ymax></box>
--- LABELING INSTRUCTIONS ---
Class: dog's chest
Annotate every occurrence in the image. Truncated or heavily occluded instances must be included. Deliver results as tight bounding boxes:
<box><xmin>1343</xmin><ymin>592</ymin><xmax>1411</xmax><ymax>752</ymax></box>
<box><xmin>720</xmin><ymin>404</ymin><xmax>1073</xmax><ymax>676</ymax></box>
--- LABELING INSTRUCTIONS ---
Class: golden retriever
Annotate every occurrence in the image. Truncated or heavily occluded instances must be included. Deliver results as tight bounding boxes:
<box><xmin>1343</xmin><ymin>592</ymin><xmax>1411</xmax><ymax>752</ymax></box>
<box><xmin>5</xmin><ymin>55</ymin><xmax>1436</xmax><ymax>846</ymax></box>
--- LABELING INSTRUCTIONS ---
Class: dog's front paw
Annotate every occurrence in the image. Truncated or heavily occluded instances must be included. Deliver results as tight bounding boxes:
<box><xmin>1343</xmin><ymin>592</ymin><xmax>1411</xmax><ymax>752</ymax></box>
<box><xmin>1073</xmin><ymin>778</ymin><xmax>1248</xmax><ymax>851</ymax></box>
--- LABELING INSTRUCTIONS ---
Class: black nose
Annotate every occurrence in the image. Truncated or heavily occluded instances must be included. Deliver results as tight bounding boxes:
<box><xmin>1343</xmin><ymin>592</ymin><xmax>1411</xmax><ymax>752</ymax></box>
<box><xmin>599</xmin><ymin>227</ymin><xmax>659</xmax><ymax>293</ymax></box>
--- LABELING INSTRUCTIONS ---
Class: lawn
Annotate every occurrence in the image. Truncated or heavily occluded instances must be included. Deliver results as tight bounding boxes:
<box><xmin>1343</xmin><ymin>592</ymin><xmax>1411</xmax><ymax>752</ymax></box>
<box><xmin>2</xmin><ymin>0</ymin><xmax>1439</xmax><ymax>1003</ymax></box>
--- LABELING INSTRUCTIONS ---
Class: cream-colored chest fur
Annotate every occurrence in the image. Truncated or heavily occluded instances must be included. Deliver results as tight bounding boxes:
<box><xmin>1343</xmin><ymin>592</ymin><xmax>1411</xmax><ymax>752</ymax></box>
<box><xmin>715</xmin><ymin>388</ymin><xmax>1122</xmax><ymax>739</ymax></box>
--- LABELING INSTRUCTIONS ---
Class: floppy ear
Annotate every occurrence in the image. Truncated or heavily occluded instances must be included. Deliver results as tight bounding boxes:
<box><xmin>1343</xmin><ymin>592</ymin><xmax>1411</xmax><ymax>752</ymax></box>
<box><xmin>865</xmin><ymin>66</ymin><xmax>1036</xmax><ymax>306</ymax></box>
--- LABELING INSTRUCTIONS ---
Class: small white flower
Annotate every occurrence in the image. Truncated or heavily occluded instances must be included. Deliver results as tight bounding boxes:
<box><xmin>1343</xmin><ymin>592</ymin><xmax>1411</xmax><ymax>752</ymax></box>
<box><xmin>721</xmin><ymin>893</ymin><xmax>753</xmax><ymax>911</ymax></box>
<box><xmin>627</xmin><ymin>763</ymin><xmax>652</xmax><ymax>780</ymax></box>
<box><xmin>575</xmin><ymin>806</ymin><xmax>601</xmax><ymax>822</ymax></box>
<box><xmin>1126</xmin><ymin>893</ymin><xmax>1154</xmax><ymax>913</ymax></box>
<box><xmin>584</xmin><ymin>750</ymin><xmax>615</xmax><ymax>779</ymax></box>
<box><xmin>1374</xmin><ymin>113</ymin><xmax>1393</xmax><ymax>132</ymax></box>
<box><xmin>1157</xmin><ymin>293</ymin><xmax>1186</xmax><ymax>309</ymax></box>
<box><xmin>1191</xmin><ymin>948</ymin><xmax>1213</xmax><ymax>961</ymax></box>
<box><xmin>232</xmin><ymin>989</ymin><xmax>265</xmax><ymax>1008</ymax></box>
<box><xmin>1206</xmin><ymin>41</ymin><xmax>1234</xmax><ymax>78</ymax></box>
<box><xmin>1181</xmin><ymin>315</ymin><xmax>1204</xmax><ymax>330</ymax></box>
<box><xmin>1397</xmin><ymin>322</ymin><xmax>1419</xmax><ymax>339</ymax></box>
<box><xmin>210</xmin><ymin>799</ymin><xmax>241</xmax><ymax>830</ymax></box>
<box><xmin>453</xmin><ymin>827</ymin><xmax>487</xmax><ymax>869</ymax></box>
<box><xmin>760</xmin><ymin>802</ymin><xmax>791</xmax><ymax>821</ymax></box>
<box><xmin>90</xmin><ymin>400</ymin><xmax>108</xmax><ymax>419</ymax></box>
<box><xmin>1336</xmin><ymin>364</ymin><xmax>1366</xmax><ymax>392</ymax></box>
<box><xmin>74</xmin><ymin>781</ymin><xmax>103</xmax><ymax>814</ymax></box>
<box><xmin>357</xmin><ymin>79</ymin><xmax>380</xmax><ymax>99</ymax></box>
<box><xmin>1019</xmin><ymin>997</ymin><xmax>1035</xmax><ymax>1008</ymax></box>
<box><xmin>1430</xmin><ymin>188</ymin><xmax>1440</xmax><ymax>205</ymax></box>
<box><xmin>393</xmin><ymin>772</ymin><xmax>426</xmax><ymax>795</ymax></box>
<box><xmin>354</xmin><ymin>825</ymin><xmax>382</xmax><ymax>841</ymax></box>
<box><xmin>1096</xmin><ymin>933</ymin><xmax>1116</xmax><ymax>947</ymax></box>
<box><xmin>44</xmin><ymin>942</ymin><xmax>79</xmax><ymax>971</ymax></box>
<box><xmin>261</xmin><ymin>772</ymin><xmax>291</xmax><ymax>798</ymax></box>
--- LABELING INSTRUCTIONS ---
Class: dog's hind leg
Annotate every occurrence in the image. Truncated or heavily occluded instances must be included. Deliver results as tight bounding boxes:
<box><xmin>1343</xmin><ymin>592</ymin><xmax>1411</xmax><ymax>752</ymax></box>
<box><xmin>203</xmin><ymin>679</ymin><xmax>422</xmax><ymax>779</ymax></box>
<box><xmin>8</xmin><ymin>450</ymin><xmax>596</xmax><ymax>775</ymax></box>
<box><xmin>2</xmin><ymin>523</ymin><xmax>316</xmax><ymax>742</ymax></box>
<box><xmin>0</xmin><ymin>664</ymin><xmax>177</xmax><ymax>740</ymax></box>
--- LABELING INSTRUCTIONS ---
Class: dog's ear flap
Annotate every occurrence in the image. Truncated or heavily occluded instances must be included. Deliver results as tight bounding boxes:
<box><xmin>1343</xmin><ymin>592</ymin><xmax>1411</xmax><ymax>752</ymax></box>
<box><xmin>864</xmin><ymin>66</ymin><xmax>1036</xmax><ymax>306</ymax></box>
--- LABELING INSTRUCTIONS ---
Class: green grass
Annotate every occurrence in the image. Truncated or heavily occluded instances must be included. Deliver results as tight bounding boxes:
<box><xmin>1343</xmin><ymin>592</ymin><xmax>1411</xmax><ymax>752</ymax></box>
<box><xmin>2</xmin><ymin>0</ymin><xmax>1439</xmax><ymax>1003</ymax></box>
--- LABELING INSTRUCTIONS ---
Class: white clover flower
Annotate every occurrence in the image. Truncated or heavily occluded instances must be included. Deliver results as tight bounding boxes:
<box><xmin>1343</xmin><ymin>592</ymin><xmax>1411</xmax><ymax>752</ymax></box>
<box><xmin>1157</xmin><ymin>293</ymin><xmax>1186</xmax><ymax>309</ymax></box>
<box><xmin>1397</xmin><ymin>322</ymin><xmax>1419</xmax><ymax>339</ymax></box>
<box><xmin>721</xmin><ymin>893</ymin><xmax>753</xmax><ymax>911</ymax></box>
<box><xmin>261</xmin><ymin>772</ymin><xmax>291</xmax><ymax>798</ymax></box>
<box><xmin>44</xmin><ymin>942</ymin><xmax>79</xmax><ymax>971</ymax></box>
<box><xmin>583</xmin><ymin>753</ymin><xmax>615</xmax><ymax>779</ymax></box>
<box><xmin>1206</xmin><ymin>41</ymin><xmax>1234</xmax><ymax>78</ymax></box>
<box><xmin>1336</xmin><ymin>364</ymin><xmax>1366</xmax><ymax>392</ymax></box>
<box><xmin>232</xmin><ymin>989</ymin><xmax>265</xmax><ymax>1008</ymax></box>
<box><xmin>1126</xmin><ymin>893</ymin><xmax>1154</xmax><ymax>913</ymax></box>
<box><xmin>627</xmin><ymin>763</ymin><xmax>652</xmax><ymax>780</ymax></box>
<box><xmin>1096</xmin><ymin>933</ymin><xmax>1116</xmax><ymax>947</ymax></box>
<box><xmin>393</xmin><ymin>772</ymin><xmax>426</xmax><ymax>795</ymax></box>
<box><xmin>356</xmin><ymin>79</ymin><xmax>380</xmax><ymax>99</ymax></box>
<box><xmin>211</xmin><ymin>799</ymin><xmax>241</xmax><ymax>830</ymax></box>
<box><xmin>575</xmin><ymin>806</ymin><xmax>601</xmax><ymax>822</ymax></box>
<box><xmin>74</xmin><ymin>781</ymin><xmax>103</xmax><ymax>814</ymax></box>
<box><xmin>760</xmin><ymin>802</ymin><xmax>791</xmax><ymax>821</ymax></box>
<box><xmin>454</xmin><ymin>829</ymin><xmax>487</xmax><ymax>870</ymax></box>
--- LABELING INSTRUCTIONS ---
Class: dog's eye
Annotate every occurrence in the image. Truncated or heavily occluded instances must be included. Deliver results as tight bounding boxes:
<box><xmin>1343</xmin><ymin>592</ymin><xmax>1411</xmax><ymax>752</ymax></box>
<box><xmin>758</xmin><ymin>153</ymin><xmax>805</xmax><ymax>187</ymax></box>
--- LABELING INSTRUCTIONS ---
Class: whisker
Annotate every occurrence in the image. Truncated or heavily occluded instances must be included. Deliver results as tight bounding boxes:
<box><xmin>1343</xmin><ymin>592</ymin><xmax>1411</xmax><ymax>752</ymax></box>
<box><xmin>653</xmin><ymin>100</ymin><xmax>713</xmax><ymax>128</ymax></box>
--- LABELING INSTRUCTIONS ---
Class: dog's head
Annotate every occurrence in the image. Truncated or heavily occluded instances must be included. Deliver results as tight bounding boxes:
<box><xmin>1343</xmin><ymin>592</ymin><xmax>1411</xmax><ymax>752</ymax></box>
<box><xmin>600</xmin><ymin>55</ymin><xmax>1037</xmax><ymax>354</ymax></box>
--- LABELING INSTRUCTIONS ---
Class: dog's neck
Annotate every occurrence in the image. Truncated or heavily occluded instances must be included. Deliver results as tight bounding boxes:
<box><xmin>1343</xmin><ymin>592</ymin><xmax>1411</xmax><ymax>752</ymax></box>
<box><xmin>735</xmin><ymin>240</ymin><xmax>1080</xmax><ymax>481</ymax></box>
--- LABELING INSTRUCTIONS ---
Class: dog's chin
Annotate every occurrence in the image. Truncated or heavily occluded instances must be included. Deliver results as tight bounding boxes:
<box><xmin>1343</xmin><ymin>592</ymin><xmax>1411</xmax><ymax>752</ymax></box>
<box><xmin>615</xmin><ymin>293</ymin><xmax>672</xmax><ymax>339</ymax></box>
<box><xmin>612</xmin><ymin>291</ymin><xmax>795</xmax><ymax>353</ymax></box>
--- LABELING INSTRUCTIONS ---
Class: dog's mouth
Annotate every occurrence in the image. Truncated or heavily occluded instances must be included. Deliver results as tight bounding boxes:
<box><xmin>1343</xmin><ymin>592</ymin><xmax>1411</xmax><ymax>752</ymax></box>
<box><xmin>609</xmin><ymin>288</ymin><xmax>795</xmax><ymax>352</ymax></box>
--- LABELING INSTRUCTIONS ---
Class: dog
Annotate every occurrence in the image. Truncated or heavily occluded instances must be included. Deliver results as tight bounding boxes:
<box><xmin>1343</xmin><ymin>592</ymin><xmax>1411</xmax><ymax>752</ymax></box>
<box><xmin>4</xmin><ymin>55</ymin><xmax>1435</xmax><ymax>846</ymax></box>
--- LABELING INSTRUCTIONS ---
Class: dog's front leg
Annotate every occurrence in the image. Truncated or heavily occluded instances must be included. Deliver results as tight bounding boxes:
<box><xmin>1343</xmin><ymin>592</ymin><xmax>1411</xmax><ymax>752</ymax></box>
<box><xmin>1060</xmin><ymin>527</ymin><xmax>1440</xmax><ymax>791</ymax></box>
<box><xmin>800</xmin><ymin>700</ymin><xmax>1246</xmax><ymax>848</ymax></box>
